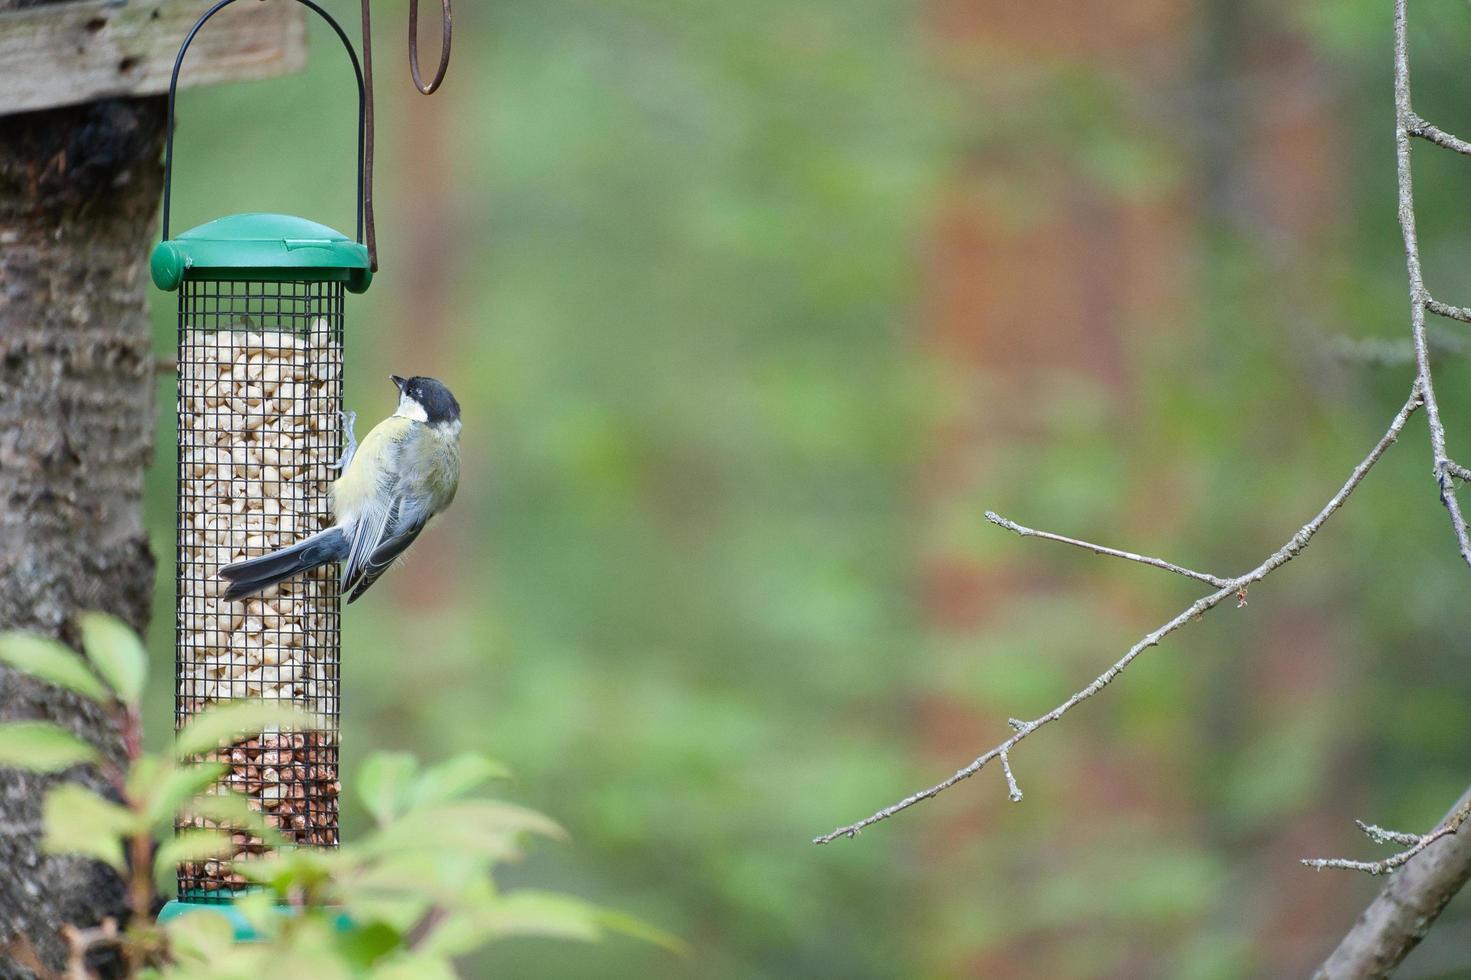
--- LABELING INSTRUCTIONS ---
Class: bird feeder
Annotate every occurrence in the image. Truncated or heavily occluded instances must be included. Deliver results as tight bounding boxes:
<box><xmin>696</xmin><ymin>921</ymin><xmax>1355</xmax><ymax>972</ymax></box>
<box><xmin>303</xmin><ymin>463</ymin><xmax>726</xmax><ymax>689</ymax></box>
<box><xmin>153</xmin><ymin>0</ymin><xmax>370</xmax><ymax>906</ymax></box>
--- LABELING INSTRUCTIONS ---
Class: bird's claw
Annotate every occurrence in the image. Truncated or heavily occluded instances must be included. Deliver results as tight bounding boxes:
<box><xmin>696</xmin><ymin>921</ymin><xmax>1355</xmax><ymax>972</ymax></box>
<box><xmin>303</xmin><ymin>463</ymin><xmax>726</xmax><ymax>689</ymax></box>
<box><xmin>330</xmin><ymin>410</ymin><xmax>358</xmax><ymax>471</ymax></box>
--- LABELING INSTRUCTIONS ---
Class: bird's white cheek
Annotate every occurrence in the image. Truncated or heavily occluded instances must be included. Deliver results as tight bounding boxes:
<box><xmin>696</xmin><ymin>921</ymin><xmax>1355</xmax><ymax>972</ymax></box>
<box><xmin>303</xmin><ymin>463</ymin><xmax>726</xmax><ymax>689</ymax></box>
<box><xmin>394</xmin><ymin>395</ymin><xmax>428</xmax><ymax>422</ymax></box>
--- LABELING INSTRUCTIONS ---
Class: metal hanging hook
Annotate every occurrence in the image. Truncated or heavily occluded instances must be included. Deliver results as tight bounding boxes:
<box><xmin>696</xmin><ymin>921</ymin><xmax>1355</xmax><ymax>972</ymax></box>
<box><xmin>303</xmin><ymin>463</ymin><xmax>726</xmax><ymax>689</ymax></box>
<box><xmin>355</xmin><ymin>0</ymin><xmax>452</xmax><ymax>271</ymax></box>
<box><xmin>408</xmin><ymin>0</ymin><xmax>452</xmax><ymax>95</ymax></box>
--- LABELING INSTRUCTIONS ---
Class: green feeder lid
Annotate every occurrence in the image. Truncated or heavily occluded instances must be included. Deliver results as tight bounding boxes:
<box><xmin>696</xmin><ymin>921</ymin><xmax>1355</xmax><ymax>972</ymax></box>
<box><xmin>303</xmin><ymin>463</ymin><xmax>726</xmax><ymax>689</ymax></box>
<box><xmin>151</xmin><ymin>213</ymin><xmax>372</xmax><ymax>293</ymax></box>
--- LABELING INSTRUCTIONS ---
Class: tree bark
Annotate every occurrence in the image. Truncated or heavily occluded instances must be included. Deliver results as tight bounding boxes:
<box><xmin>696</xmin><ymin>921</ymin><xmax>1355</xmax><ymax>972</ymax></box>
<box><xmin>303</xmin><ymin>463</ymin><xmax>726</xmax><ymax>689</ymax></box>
<box><xmin>0</xmin><ymin>95</ymin><xmax>164</xmax><ymax>978</ymax></box>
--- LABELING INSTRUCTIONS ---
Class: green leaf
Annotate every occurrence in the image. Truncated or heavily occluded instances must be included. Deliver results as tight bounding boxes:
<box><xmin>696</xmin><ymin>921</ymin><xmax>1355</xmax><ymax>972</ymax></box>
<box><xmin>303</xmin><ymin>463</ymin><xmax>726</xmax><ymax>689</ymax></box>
<box><xmin>443</xmin><ymin>800</ymin><xmax>565</xmax><ymax>840</ymax></box>
<box><xmin>339</xmin><ymin>893</ymin><xmax>430</xmax><ymax>940</ymax></box>
<box><xmin>152</xmin><ymin>830</ymin><xmax>235</xmax><ymax>889</ymax></box>
<box><xmin>347</xmin><ymin>851</ymin><xmax>487</xmax><ymax>905</ymax></box>
<box><xmin>368</xmin><ymin>954</ymin><xmax>458</xmax><ymax>980</ymax></box>
<box><xmin>174</xmin><ymin>701</ymin><xmax>323</xmax><ymax>759</ymax></box>
<box><xmin>358</xmin><ymin>752</ymin><xmax>419</xmax><ymax>826</ymax></box>
<box><xmin>421</xmin><ymin>889</ymin><xmax>620</xmax><ymax>959</ymax></box>
<box><xmin>232</xmin><ymin>890</ymin><xmax>283</xmax><ymax>941</ymax></box>
<box><xmin>0</xmin><ymin>722</ymin><xmax>101</xmax><ymax>773</ymax></box>
<box><xmin>485</xmin><ymin>892</ymin><xmax>684</xmax><ymax>954</ymax></box>
<box><xmin>411</xmin><ymin>754</ymin><xmax>510</xmax><ymax>808</ymax></box>
<box><xmin>180</xmin><ymin>792</ymin><xmax>287</xmax><ymax>850</ymax></box>
<box><xmin>160</xmin><ymin>905</ymin><xmax>237</xmax><ymax>965</ymax></box>
<box><xmin>77</xmin><ymin>612</ymin><xmax>147</xmax><ymax>704</ymax></box>
<box><xmin>0</xmin><ymin>633</ymin><xmax>109</xmax><ymax>702</ymax></box>
<box><xmin>125</xmin><ymin>754</ymin><xmax>163</xmax><ymax>804</ymax></box>
<box><xmin>480</xmin><ymin>891</ymin><xmax>602</xmax><ymax>942</ymax></box>
<box><xmin>336</xmin><ymin>921</ymin><xmax>404</xmax><ymax>971</ymax></box>
<box><xmin>41</xmin><ymin>784</ymin><xmax>134</xmax><ymax>871</ymax></box>
<box><xmin>339</xmin><ymin>855</ymin><xmax>493</xmax><ymax>936</ymax></box>
<box><xmin>235</xmin><ymin>847</ymin><xmax>340</xmax><ymax>895</ymax></box>
<box><xmin>389</xmin><ymin>879</ymin><xmax>493</xmax><ymax>958</ymax></box>
<box><xmin>360</xmin><ymin>800</ymin><xmax>564</xmax><ymax>862</ymax></box>
<box><xmin>586</xmin><ymin>905</ymin><xmax>688</xmax><ymax>955</ymax></box>
<box><xmin>142</xmin><ymin>761</ymin><xmax>230</xmax><ymax>827</ymax></box>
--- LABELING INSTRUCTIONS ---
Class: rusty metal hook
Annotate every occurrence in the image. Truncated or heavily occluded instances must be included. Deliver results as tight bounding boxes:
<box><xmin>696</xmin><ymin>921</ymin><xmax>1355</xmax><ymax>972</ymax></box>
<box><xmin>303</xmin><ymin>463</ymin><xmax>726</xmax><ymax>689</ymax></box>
<box><xmin>355</xmin><ymin>0</ymin><xmax>452</xmax><ymax>271</ymax></box>
<box><xmin>408</xmin><ymin>0</ymin><xmax>452</xmax><ymax>95</ymax></box>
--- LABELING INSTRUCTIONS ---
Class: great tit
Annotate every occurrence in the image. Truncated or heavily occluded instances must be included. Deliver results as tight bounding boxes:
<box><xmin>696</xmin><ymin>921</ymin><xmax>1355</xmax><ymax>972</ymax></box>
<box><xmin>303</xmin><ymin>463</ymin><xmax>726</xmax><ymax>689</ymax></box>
<box><xmin>220</xmin><ymin>375</ymin><xmax>462</xmax><ymax>603</ymax></box>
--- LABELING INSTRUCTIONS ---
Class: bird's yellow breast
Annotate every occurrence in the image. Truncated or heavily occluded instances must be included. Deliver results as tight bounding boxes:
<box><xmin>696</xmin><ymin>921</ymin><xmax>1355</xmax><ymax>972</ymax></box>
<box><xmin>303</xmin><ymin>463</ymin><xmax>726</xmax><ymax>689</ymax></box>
<box><xmin>332</xmin><ymin>415</ymin><xmax>414</xmax><ymax>520</ymax></box>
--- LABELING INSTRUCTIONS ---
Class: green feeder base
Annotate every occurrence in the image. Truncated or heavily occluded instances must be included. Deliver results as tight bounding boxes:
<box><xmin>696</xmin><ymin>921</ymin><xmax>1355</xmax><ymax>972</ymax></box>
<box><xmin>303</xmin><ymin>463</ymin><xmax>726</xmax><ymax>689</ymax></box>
<box><xmin>158</xmin><ymin>896</ymin><xmax>352</xmax><ymax>942</ymax></box>
<box><xmin>158</xmin><ymin>898</ymin><xmax>265</xmax><ymax>943</ymax></box>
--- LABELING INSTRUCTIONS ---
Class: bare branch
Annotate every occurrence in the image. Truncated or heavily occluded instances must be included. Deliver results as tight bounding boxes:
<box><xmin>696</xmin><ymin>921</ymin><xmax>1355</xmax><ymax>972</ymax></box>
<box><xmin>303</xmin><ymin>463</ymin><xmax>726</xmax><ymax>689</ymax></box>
<box><xmin>1313</xmin><ymin>786</ymin><xmax>1471</xmax><ymax>977</ymax></box>
<box><xmin>999</xmin><ymin>750</ymin><xmax>1022</xmax><ymax>803</ymax></box>
<box><xmin>405</xmin><ymin>905</ymin><xmax>448</xmax><ymax>951</ymax></box>
<box><xmin>818</xmin><ymin>1</ymin><xmax>1471</xmax><ymax>968</ymax></box>
<box><xmin>1406</xmin><ymin>113</ymin><xmax>1471</xmax><ymax>156</ymax></box>
<box><xmin>1393</xmin><ymin>1</ymin><xmax>1471</xmax><ymax>571</ymax></box>
<box><xmin>813</xmin><ymin>389</ymin><xmax>1422</xmax><ymax>844</ymax></box>
<box><xmin>983</xmin><ymin>511</ymin><xmax>1230</xmax><ymax>587</ymax></box>
<box><xmin>1425</xmin><ymin>297</ymin><xmax>1471</xmax><ymax>323</ymax></box>
<box><xmin>1328</xmin><ymin>327</ymin><xmax>1471</xmax><ymax>366</ymax></box>
<box><xmin>1302</xmin><ymin>799</ymin><xmax>1471</xmax><ymax>874</ymax></box>
<box><xmin>1308</xmin><ymin>1</ymin><xmax>1471</xmax><ymax>970</ymax></box>
<box><xmin>1356</xmin><ymin>820</ymin><xmax>1423</xmax><ymax>848</ymax></box>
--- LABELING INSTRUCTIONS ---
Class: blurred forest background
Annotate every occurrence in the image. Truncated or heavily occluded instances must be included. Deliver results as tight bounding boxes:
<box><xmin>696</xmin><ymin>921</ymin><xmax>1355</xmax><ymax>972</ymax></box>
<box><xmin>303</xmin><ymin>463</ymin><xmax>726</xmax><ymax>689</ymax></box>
<box><xmin>140</xmin><ymin>0</ymin><xmax>1471</xmax><ymax>976</ymax></box>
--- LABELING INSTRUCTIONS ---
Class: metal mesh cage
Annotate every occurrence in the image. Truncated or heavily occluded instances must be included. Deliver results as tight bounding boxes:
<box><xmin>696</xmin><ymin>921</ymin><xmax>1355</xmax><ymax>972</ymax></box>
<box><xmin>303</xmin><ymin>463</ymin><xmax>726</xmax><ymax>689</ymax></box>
<box><xmin>175</xmin><ymin>279</ymin><xmax>344</xmax><ymax>899</ymax></box>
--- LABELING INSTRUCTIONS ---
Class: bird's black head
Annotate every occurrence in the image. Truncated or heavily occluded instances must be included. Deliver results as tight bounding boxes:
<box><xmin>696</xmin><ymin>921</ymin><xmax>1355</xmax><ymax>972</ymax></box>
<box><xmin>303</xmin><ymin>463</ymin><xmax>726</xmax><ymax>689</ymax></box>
<box><xmin>391</xmin><ymin>375</ymin><xmax>461</xmax><ymax>426</ymax></box>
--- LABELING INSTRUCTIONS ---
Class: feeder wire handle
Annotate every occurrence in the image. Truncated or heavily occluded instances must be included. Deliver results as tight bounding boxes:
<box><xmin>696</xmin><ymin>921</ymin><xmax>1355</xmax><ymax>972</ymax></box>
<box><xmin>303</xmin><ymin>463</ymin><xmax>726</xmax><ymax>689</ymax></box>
<box><xmin>160</xmin><ymin>0</ymin><xmax>368</xmax><ymax>248</ymax></box>
<box><xmin>161</xmin><ymin>0</ymin><xmax>454</xmax><ymax>273</ymax></box>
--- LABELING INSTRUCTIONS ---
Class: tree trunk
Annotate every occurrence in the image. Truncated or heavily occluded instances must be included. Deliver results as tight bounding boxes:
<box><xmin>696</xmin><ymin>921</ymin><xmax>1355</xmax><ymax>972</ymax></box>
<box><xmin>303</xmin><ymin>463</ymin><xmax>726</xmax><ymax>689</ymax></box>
<box><xmin>0</xmin><ymin>95</ymin><xmax>164</xmax><ymax>978</ymax></box>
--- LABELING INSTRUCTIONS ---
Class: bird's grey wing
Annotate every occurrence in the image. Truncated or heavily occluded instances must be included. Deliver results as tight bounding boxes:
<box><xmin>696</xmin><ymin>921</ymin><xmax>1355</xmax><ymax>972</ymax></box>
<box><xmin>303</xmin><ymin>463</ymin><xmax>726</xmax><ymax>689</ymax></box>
<box><xmin>341</xmin><ymin>496</ymin><xmax>394</xmax><ymax>595</ymax></box>
<box><xmin>345</xmin><ymin>520</ymin><xmax>427</xmax><ymax>604</ymax></box>
<box><xmin>340</xmin><ymin>425</ymin><xmax>448</xmax><ymax>601</ymax></box>
<box><xmin>339</xmin><ymin>426</ymin><xmax>409</xmax><ymax>593</ymax></box>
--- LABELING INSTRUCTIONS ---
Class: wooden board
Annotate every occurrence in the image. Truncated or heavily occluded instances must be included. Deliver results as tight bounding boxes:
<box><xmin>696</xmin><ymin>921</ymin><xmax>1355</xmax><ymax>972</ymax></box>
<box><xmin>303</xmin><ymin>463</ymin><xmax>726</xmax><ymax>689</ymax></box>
<box><xmin>0</xmin><ymin>0</ymin><xmax>307</xmax><ymax>117</ymax></box>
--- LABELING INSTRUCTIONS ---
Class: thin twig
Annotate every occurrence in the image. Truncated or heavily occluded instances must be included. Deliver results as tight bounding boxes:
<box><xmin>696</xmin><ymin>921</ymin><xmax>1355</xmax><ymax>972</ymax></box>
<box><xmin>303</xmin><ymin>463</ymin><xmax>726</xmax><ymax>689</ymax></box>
<box><xmin>1356</xmin><ymin>820</ymin><xmax>1422</xmax><ymax>848</ymax></box>
<box><xmin>1393</xmin><ymin>2</ymin><xmax>1471</xmax><ymax>570</ymax></box>
<box><xmin>1406</xmin><ymin>113</ymin><xmax>1471</xmax><ymax>156</ymax></box>
<box><xmin>1304</xmin><ymin>799</ymin><xmax>1471</xmax><ymax>876</ymax></box>
<box><xmin>813</xmin><ymin>389</ymin><xmax>1422</xmax><ymax>844</ymax></box>
<box><xmin>61</xmin><ymin>919</ymin><xmax>118</xmax><ymax>980</ymax></box>
<box><xmin>1327</xmin><ymin>326</ymin><xmax>1471</xmax><ymax>366</ymax></box>
<box><xmin>1425</xmin><ymin>297</ymin><xmax>1471</xmax><ymax>323</ymax></box>
<box><xmin>983</xmin><ymin>511</ymin><xmax>1230</xmax><ymax>588</ymax></box>
<box><xmin>1330</xmin><ymin>336</ymin><xmax>1417</xmax><ymax>367</ymax></box>
<box><xmin>405</xmin><ymin>905</ymin><xmax>447</xmax><ymax>951</ymax></box>
<box><xmin>999</xmin><ymin>750</ymin><xmax>1022</xmax><ymax>803</ymax></box>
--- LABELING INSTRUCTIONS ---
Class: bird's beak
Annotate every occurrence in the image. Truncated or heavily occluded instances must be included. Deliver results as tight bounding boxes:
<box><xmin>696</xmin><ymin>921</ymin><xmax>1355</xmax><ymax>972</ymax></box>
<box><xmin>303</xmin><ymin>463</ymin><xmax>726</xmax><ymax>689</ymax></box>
<box><xmin>390</xmin><ymin>375</ymin><xmax>406</xmax><ymax>390</ymax></box>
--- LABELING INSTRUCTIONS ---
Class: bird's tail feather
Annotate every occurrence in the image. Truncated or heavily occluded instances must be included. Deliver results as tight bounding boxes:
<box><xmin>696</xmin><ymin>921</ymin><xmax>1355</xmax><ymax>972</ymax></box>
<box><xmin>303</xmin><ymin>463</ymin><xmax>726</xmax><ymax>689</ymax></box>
<box><xmin>219</xmin><ymin>528</ymin><xmax>349</xmax><ymax>601</ymax></box>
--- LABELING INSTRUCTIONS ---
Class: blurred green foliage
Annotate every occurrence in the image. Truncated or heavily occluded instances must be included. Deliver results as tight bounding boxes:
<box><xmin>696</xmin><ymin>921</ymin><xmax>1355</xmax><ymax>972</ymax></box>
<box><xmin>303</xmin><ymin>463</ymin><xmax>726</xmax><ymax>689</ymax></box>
<box><xmin>0</xmin><ymin>618</ymin><xmax>663</xmax><ymax>977</ymax></box>
<box><xmin>137</xmin><ymin>0</ymin><xmax>1471</xmax><ymax>975</ymax></box>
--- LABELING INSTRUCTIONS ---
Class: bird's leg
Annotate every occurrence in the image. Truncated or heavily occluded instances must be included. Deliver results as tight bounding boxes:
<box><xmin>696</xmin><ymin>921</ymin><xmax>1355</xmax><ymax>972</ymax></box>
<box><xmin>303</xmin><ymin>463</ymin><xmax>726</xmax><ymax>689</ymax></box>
<box><xmin>330</xmin><ymin>410</ymin><xmax>358</xmax><ymax>471</ymax></box>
